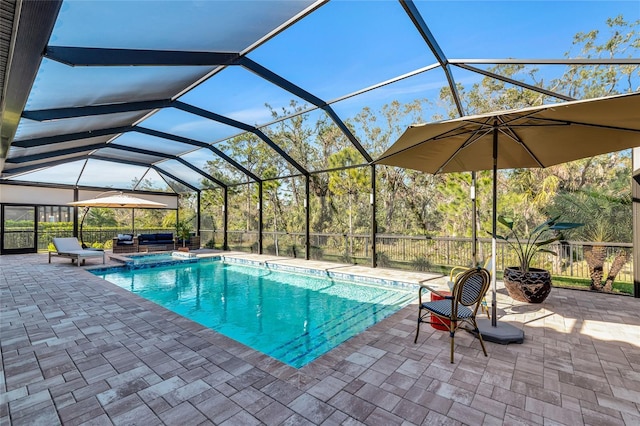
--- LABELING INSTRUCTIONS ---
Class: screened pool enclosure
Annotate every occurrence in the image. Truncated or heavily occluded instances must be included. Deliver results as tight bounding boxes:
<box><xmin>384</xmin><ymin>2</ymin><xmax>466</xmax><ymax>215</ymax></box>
<box><xmin>1</xmin><ymin>0</ymin><xmax>639</xmax><ymax>296</ymax></box>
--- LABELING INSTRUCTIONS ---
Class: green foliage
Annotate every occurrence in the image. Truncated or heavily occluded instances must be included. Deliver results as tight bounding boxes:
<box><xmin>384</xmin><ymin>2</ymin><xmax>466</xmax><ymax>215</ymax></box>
<box><xmin>310</xmin><ymin>246</ymin><xmax>324</xmax><ymax>260</ymax></box>
<box><xmin>375</xmin><ymin>252</ymin><xmax>391</xmax><ymax>268</ymax></box>
<box><xmin>496</xmin><ymin>215</ymin><xmax>583</xmax><ymax>272</ymax></box>
<box><xmin>85</xmin><ymin>208</ymin><xmax>117</xmax><ymax>227</ymax></box>
<box><xmin>549</xmin><ymin>189</ymin><xmax>632</xmax><ymax>243</ymax></box>
<box><xmin>176</xmin><ymin>218</ymin><xmax>193</xmax><ymax>245</ymax></box>
<box><xmin>4</xmin><ymin>219</ymin><xmax>35</xmax><ymax>229</ymax></box>
<box><xmin>561</xmin><ymin>15</ymin><xmax>640</xmax><ymax>97</ymax></box>
<box><xmin>410</xmin><ymin>256</ymin><xmax>431</xmax><ymax>272</ymax></box>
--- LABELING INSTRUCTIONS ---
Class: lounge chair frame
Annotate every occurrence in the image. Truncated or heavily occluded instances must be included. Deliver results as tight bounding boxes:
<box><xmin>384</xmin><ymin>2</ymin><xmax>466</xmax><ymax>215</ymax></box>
<box><xmin>49</xmin><ymin>237</ymin><xmax>105</xmax><ymax>267</ymax></box>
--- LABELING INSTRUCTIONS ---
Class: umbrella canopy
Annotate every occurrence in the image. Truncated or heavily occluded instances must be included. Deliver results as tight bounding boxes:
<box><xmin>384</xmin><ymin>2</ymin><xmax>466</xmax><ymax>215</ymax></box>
<box><xmin>375</xmin><ymin>92</ymin><xmax>640</xmax><ymax>173</ymax></box>
<box><xmin>374</xmin><ymin>91</ymin><xmax>640</xmax><ymax>339</ymax></box>
<box><xmin>68</xmin><ymin>192</ymin><xmax>168</xmax><ymax>248</ymax></box>
<box><xmin>68</xmin><ymin>193</ymin><xmax>167</xmax><ymax>209</ymax></box>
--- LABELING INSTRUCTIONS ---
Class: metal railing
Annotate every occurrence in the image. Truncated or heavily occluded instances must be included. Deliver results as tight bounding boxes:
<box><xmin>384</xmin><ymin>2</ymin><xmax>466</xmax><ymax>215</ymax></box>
<box><xmin>197</xmin><ymin>230</ymin><xmax>634</xmax><ymax>284</ymax></box>
<box><xmin>6</xmin><ymin>227</ymin><xmax>632</xmax><ymax>285</ymax></box>
<box><xmin>38</xmin><ymin>228</ymin><xmax>175</xmax><ymax>250</ymax></box>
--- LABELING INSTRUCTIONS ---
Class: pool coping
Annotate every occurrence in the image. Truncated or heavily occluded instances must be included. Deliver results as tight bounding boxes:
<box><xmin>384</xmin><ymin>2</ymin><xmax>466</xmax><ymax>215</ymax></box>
<box><xmin>101</xmin><ymin>250</ymin><xmax>446</xmax><ymax>293</ymax></box>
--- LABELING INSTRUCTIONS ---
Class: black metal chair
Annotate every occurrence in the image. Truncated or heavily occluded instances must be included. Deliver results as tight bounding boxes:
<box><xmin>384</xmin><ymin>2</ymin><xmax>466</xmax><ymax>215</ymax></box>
<box><xmin>447</xmin><ymin>256</ymin><xmax>493</xmax><ymax>319</ymax></box>
<box><xmin>414</xmin><ymin>267</ymin><xmax>491</xmax><ymax>363</ymax></box>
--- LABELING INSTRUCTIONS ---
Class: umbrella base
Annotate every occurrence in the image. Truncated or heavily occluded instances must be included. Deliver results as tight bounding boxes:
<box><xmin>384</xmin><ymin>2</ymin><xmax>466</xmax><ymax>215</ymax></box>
<box><xmin>475</xmin><ymin>319</ymin><xmax>524</xmax><ymax>344</ymax></box>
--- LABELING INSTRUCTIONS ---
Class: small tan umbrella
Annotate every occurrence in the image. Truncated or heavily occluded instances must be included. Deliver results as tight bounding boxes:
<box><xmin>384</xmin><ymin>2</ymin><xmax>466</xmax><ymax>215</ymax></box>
<box><xmin>375</xmin><ymin>92</ymin><xmax>640</xmax><ymax>341</ymax></box>
<box><xmin>68</xmin><ymin>193</ymin><xmax>168</xmax><ymax>209</ymax></box>
<box><xmin>68</xmin><ymin>192</ymin><xmax>167</xmax><ymax>247</ymax></box>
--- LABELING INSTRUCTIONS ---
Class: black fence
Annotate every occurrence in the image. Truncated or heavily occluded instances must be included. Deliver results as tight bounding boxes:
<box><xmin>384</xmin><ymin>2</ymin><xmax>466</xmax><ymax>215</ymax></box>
<box><xmin>197</xmin><ymin>230</ymin><xmax>634</xmax><ymax>284</ymax></box>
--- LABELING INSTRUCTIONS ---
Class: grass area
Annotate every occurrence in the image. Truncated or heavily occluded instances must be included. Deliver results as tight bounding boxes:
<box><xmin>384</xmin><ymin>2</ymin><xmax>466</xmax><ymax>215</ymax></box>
<box><xmin>385</xmin><ymin>259</ymin><xmax>635</xmax><ymax>296</ymax></box>
<box><xmin>551</xmin><ymin>276</ymin><xmax>633</xmax><ymax>295</ymax></box>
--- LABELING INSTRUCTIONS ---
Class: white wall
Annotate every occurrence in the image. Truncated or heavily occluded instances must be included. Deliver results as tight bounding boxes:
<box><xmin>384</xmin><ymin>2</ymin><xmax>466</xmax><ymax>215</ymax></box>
<box><xmin>1</xmin><ymin>185</ymin><xmax>178</xmax><ymax>209</ymax></box>
<box><xmin>0</xmin><ymin>185</ymin><xmax>75</xmax><ymax>204</ymax></box>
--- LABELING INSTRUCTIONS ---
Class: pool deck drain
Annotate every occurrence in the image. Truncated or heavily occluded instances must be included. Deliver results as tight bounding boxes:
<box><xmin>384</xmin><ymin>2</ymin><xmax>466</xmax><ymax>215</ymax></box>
<box><xmin>2</xmin><ymin>251</ymin><xmax>639</xmax><ymax>425</ymax></box>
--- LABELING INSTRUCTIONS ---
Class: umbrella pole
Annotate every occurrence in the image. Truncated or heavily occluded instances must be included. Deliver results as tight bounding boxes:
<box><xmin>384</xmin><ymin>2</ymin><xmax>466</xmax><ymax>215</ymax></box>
<box><xmin>79</xmin><ymin>206</ymin><xmax>90</xmax><ymax>249</ymax></box>
<box><xmin>476</xmin><ymin>125</ymin><xmax>524</xmax><ymax>344</ymax></box>
<box><xmin>471</xmin><ymin>171</ymin><xmax>477</xmax><ymax>266</ymax></box>
<box><xmin>491</xmin><ymin>131</ymin><xmax>498</xmax><ymax>327</ymax></box>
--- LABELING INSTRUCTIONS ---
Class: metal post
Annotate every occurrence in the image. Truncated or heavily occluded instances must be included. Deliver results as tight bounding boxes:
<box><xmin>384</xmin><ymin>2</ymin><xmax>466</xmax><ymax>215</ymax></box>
<box><xmin>477</xmin><ymin>124</ymin><xmax>524</xmax><ymax>344</ymax></box>
<box><xmin>197</xmin><ymin>191</ymin><xmax>201</xmax><ymax>236</ymax></box>
<box><xmin>223</xmin><ymin>187</ymin><xmax>228</xmax><ymax>250</ymax></box>
<box><xmin>371</xmin><ymin>165</ymin><xmax>377</xmax><ymax>268</ymax></box>
<box><xmin>0</xmin><ymin>205</ymin><xmax>3</xmax><ymax>254</ymax></box>
<box><xmin>73</xmin><ymin>188</ymin><xmax>79</xmax><ymax>238</ymax></box>
<box><xmin>491</xmin><ymin>130</ymin><xmax>498</xmax><ymax>326</ymax></box>
<box><xmin>305</xmin><ymin>176</ymin><xmax>310</xmax><ymax>260</ymax></box>
<box><xmin>471</xmin><ymin>171</ymin><xmax>477</xmax><ymax>266</ymax></box>
<box><xmin>176</xmin><ymin>204</ymin><xmax>179</xmax><ymax>237</ymax></box>
<box><xmin>258</xmin><ymin>182</ymin><xmax>263</xmax><ymax>254</ymax></box>
<box><xmin>633</xmin><ymin>148</ymin><xmax>639</xmax><ymax>298</ymax></box>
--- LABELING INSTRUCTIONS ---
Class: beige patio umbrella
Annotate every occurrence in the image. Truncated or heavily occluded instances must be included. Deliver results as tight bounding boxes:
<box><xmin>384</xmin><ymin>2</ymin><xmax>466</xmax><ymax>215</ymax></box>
<box><xmin>68</xmin><ymin>193</ymin><xmax>168</xmax><ymax>209</ymax></box>
<box><xmin>68</xmin><ymin>192</ymin><xmax>167</xmax><ymax>247</ymax></box>
<box><xmin>375</xmin><ymin>91</ymin><xmax>640</xmax><ymax>342</ymax></box>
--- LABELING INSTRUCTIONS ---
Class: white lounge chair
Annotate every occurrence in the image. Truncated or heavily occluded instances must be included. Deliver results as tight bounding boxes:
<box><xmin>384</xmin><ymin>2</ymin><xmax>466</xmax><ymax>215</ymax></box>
<box><xmin>49</xmin><ymin>237</ymin><xmax>105</xmax><ymax>267</ymax></box>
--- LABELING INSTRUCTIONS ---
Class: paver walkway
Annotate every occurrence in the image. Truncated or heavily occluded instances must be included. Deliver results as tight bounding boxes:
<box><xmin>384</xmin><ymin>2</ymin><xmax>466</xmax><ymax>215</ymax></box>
<box><xmin>1</xmin><ymin>252</ymin><xmax>639</xmax><ymax>425</ymax></box>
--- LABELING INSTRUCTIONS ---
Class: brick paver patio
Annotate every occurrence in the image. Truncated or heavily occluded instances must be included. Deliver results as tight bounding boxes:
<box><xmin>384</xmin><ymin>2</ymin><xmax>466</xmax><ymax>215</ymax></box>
<box><xmin>1</xmin><ymin>252</ymin><xmax>639</xmax><ymax>425</ymax></box>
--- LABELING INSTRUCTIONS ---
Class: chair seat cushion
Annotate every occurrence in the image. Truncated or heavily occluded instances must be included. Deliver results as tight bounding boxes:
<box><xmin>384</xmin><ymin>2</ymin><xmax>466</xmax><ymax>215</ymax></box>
<box><xmin>156</xmin><ymin>233</ymin><xmax>173</xmax><ymax>241</ymax></box>
<box><xmin>116</xmin><ymin>234</ymin><xmax>134</xmax><ymax>245</ymax></box>
<box><xmin>58</xmin><ymin>249</ymin><xmax>104</xmax><ymax>258</ymax></box>
<box><xmin>138</xmin><ymin>233</ymin><xmax>173</xmax><ymax>245</ymax></box>
<box><xmin>138</xmin><ymin>233</ymin><xmax>156</xmax><ymax>241</ymax></box>
<box><xmin>421</xmin><ymin>300</ymin><xmax>473</xmax><ymax>319</ymax></box>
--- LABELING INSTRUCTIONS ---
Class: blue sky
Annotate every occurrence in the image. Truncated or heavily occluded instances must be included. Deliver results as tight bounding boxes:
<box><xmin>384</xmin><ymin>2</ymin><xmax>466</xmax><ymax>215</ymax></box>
<box><xmin>40</xmin><ymin>0</ymin><xmax>640</xmax><ymax>133</ymax></box>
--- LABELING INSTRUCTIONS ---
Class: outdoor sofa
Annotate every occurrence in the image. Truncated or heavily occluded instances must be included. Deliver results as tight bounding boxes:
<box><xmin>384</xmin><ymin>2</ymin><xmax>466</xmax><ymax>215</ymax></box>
<box><xmin>112</xmin><ymin>233</ymin><xmax>136</xmax><ymax>254</ymax></box>
<box><xmin>112</xmin><ymin>233</ymin><xmax>176</xmax><ymax>253</ymax></box>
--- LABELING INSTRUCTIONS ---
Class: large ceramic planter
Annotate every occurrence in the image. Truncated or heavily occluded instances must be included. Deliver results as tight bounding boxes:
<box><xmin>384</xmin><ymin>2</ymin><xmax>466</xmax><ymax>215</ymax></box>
<box><xmin>503</xmin><ymin>267</ymin><xmax>552</xmax><ymax>303</ymax></box>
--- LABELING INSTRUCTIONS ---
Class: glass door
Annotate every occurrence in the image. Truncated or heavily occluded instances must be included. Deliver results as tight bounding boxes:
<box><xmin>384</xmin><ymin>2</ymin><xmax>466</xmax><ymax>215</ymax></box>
<box><xmin>1</xmin><ymin>205</ymin><xmax>37</xmax><ymax>254</ymax></box>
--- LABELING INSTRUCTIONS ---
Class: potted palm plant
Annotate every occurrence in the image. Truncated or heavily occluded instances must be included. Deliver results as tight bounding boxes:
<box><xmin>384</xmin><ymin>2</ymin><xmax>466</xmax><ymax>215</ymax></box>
<box><xmin>176</xmin><ymin>219</ymin><xmax>192</xmax><ymax>252</ymax></box>
<box><xmin>496</xmin><ymin>215</ymin><xmax>582</xmax><ymax>303</ymax></box>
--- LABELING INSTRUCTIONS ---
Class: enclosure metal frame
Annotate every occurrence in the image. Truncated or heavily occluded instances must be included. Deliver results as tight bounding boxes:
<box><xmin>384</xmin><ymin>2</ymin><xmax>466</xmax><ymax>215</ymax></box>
<box><xmin>0</xmin><ymin>0</ymin><xmax>638</xmax><ymax>290</ymax></box>
<box><xmin>633</xmin><ymin>164</ymin><xmax>639</xmax><ymax>298</ymax></box>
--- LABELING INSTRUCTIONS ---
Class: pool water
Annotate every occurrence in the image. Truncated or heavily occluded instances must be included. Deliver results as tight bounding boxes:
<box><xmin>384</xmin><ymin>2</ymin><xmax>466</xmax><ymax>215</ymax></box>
<box><xmin>92</xmin><ymin>260</ymin><xmax>414</xmax><ymax>367</ymax></box>
<box><xmin>124</xmin><ymin>252</ymin><xmax>193</xmax><ymax>266</ymax></box>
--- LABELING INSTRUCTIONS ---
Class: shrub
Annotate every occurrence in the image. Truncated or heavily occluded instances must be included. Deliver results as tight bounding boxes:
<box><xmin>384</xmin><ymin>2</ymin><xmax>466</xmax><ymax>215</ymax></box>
<box><xmin>411</xmin><ymin>256</ymin><xmax>431</xmax><ymax>272</ymax></box>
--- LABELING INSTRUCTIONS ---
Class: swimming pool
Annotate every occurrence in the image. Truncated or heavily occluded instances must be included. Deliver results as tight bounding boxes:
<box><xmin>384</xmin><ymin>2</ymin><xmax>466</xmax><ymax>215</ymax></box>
<box><xmin>92</xmin><ymin>258</ymin><xmax>414</xmax><ymax>368</ymax></box>
<box><xmin>119</xmin><ymin>252</ymin><xmax>198</xmax><ymax>266</ymax></box>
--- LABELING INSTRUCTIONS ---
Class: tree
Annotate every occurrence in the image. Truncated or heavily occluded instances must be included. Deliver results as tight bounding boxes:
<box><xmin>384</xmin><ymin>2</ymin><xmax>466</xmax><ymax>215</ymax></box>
<box><xmin>550</xmin><ymin>188</ymin><xmax>632</xmax><ymax>291</ymax></box>
<box><xmin>557</xmin><ymin>15</ymin><xmax>640</xmax><ymax>98</ymax></box>
<box><xmin>353</xmin><ymin>100</ymin><xmax>432</xmax><ymax>234</ymax></box>
<box><xmin>328</xmin><ymin>147</ymin><xmax>371</xmax><ymax>259</ymax></box>
<box><xmin>85</xmin><ymin>208</ymin><xmax>117</xmax><ymax>227</ymax></box>
<box><xmin>433</xmin><ymin>16</ymin><xmax>638</xmax><ymax>292</ymax></box>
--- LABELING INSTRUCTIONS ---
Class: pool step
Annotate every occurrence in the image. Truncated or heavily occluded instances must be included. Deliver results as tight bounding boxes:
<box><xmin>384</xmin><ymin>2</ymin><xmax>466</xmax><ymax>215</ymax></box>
<box><xmin>269</xmin><ymin>291</ymin><xmax>413</xmax><ymax>367</ymax></box>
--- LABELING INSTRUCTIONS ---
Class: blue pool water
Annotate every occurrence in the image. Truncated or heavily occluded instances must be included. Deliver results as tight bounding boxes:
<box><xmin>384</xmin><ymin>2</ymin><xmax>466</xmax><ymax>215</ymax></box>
<box><xmin>124</xmin><ymin>252</ymin><xmax>196</xmax><ymax>266</ymax></box>
<box><xmin>92</xmin><ymin>259</ymin><xmax>414</xmax><ymax>367</ymax></box>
